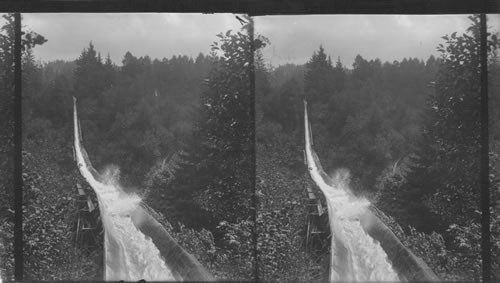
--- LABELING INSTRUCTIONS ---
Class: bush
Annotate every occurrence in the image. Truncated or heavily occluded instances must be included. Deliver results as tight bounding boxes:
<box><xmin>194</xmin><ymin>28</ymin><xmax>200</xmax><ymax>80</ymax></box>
<box><xmin>144</xmin><ymin>201</ymin><xmax>255</xmax><ymax>280</ymax></box>
<box><xmin>22</xmin><ymin>140</ymin><xmax>103</xmax><ymax>280</ymax></box>
<box><xmin>256</xmin><ymin>145</ymin><xmax>328</xmax><ymax>282</ymax></box>
<box><xmin>0</xmin><ymin>218</ymin><xmax>13</xmax><ymax>281</ymax></box>
<box><xmin>489</xmin><ymin>151</ymin><xmax>500</xmax><ymax>280</ymax></box>
<box><xmin>376</xmin><ymin>208</ymin><xmax>478</xmax><ymax>281</ymax></box>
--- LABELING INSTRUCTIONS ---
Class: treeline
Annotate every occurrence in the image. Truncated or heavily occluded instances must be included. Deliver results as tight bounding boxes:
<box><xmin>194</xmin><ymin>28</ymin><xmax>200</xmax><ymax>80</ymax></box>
<box><xmin>256</xmin><ymin>15</ymin><xmax>500</xmax><ymax>280</ymax></box>
<box><xmin>22</xmin><ymin>15</ymin><xmax>263</xmax><ymax>279</ymax></box>
<box><xmin>23</xmin><ymin>43</ymin><xmax>214</xmax><ymax>185</ymax></box>
<box><xmin>21</xmin><ymin>41</ymin><xmax>220</xmax><ymax>279</ymax></box>
<box><xmin>22</xmin><ymin>31</ymin><xmax>256</xmax><ymax>227</ymax></box>
<box><xmin>257</xmin><ymin>49</ymin><xmax>438</xmax><ymax>196</ymax></box>
<box><xmin>9</xmin><ymin>12</ymin><xmax>500</xmax><ymax>280</ymax></box>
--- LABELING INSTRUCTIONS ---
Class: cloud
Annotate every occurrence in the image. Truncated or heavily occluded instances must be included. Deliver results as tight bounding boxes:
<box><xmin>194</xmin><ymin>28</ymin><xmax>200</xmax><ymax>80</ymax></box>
<box><xmin>489</xmin><ymin>14</ymin><xmax>500</xmax><ymax>34</ymax></box>
<box><xmin>22</xmin><ymin>13</ymin><xmax>242</xmax><ymax>64</ymax></box>
<box><xmin>256</xmin><ymin>15</ymin><xmax>472</xmax><ymax>67</ymax></box>
<box><xmin>15</xmin><ymin>13</ymin><xmax>500</xmax><ymax>68</ymax></box>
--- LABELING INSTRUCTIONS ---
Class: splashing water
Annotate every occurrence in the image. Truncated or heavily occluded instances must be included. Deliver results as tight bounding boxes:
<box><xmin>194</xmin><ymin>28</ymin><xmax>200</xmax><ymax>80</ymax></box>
<box><xmin>304</xmin><ymin>101</ymin><xmax>400</xmax><ymax>281</ymax></box>
<box><xmin>73</xmin><ymin>98</ymin><xmax>175</xmax><ymax>281</ymax></box>
<box><xmin>98</xmin><ymin>167</ymin><xmax>175</xmax><ymax>281</ymax></box>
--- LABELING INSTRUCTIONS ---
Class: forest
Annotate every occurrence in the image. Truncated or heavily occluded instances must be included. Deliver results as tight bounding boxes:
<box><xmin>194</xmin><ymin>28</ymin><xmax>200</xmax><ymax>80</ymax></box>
<box><xmin>255</xmin><ymin>15</ymin><xmax>500</xmax><ymax>281</ymax></box>
<box><xmin>0</xmin><ymin>13</ymin><xmax>499</xmax><ymax>282</ymax></box>
<box><xmin>7</xmin><ymin>14</ymin><xmax>260</xmax><ymax>280</ymax></box>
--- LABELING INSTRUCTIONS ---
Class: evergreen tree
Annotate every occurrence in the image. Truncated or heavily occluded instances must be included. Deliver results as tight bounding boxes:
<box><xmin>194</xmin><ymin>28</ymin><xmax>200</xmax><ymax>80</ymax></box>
<box><xmin>265</xmin><ymin>78</ymin><xmax>302</xmax><ymax>133</ymax></box>
<box><xmin>74</xmin><ymin>42</ymin><xmax>107</xmax><ymax>100</ymax></box>
<box><xmin>161</xmin><ymin>17</ymin><xmax>268</xmax><ymax>227</ymax></box>
<box><xmin>380</xmin><ymin>15</ymin><xmax>500</xmax><ymax>238</ymax></box>
<box><xmin>1</xmin><ymin>13</ymin><xmax>46</xmax><ymax>213</ymax></box>
<box><xmin>1</xmin><ymin>13</ymin><xmax>45</xmax><ymax>280</ymax></box>
<box><xmin>332</xmin><ymin>56</ymin><xmax>346</xmax><ymax>93</ymax></box>
<box><xmin>1</xmin><ymin>13</ymin><xmax>46</xmax><ymax>145</ymax></box>
<box><xmin>304</xmin><ymin>45</ymin><xmax>334</xmax><ymax>104</ymax></box>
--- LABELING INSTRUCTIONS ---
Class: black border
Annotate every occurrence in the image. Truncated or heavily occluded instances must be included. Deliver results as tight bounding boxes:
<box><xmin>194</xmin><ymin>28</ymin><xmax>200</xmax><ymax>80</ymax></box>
<box><xmin>13</xmin><ymin>12</ymin><xmax>22</xmax><ymax>282</ymax></box>
<box><xmin>480</xmin><ymin>13</ymin><xmax>491</xmax><ymax>282</ymax></box>
<box><xmin>248</xmin><ymin>17</ymin><xmax>259</xmax><ymax>283</ymax></box>
<box><xmin>0</xmin><ymin>0</ymin><xmax>497</xmax><ymax>14</ymax></box>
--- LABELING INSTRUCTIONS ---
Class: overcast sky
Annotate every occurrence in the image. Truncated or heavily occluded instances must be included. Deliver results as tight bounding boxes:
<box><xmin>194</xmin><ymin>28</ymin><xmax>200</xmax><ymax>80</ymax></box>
<box><xmin>257</xmin><ymin>14</ymin><xmax>500</xmax><ymax>68</ymax></box>
<box><xmin>12</xmin><ymin>13</ymin><xmax>500</xmax><ymax>67</ymax></box>
<box><xmin>22</xmin><ymin>13</ymin><xmax>242</xmax><ymax>64</ymax></box>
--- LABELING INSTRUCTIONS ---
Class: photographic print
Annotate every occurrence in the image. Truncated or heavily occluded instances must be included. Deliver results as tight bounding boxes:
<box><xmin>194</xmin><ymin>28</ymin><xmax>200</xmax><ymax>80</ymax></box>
<box><xmin>255</xmin><ymin>14</ymin><xmax>492</xmax><ymax>281</ymax></box>
<box><xmin>21</xmin><ymin>13</ymin><xmax>255</xmax><ymax>281</ymax></box>
<box><xmin>2</xmin><ymin>8</ymin><xmax>496</xmax><ymax>282</ymax></box>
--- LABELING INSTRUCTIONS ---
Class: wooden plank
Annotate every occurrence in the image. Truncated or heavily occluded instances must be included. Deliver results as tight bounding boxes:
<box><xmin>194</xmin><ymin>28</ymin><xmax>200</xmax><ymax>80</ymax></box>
<box><xmin>306</xmin><ymin>186</ymin><xmax>316</xmax><ymax>199</ymax></box>
<box><xmin>306</xmin><ymin>186</ymin><xmax>324</xmax><ymax>216</ymax></box>
<box><xmin>87</xmin><ymin>197</ymin><xmax>95</xmax><ymax>212</ymax></box>
<box><xmin>317</xmin><ymin>202</ymin><xmax>323</xmax><ymax>216</ymax></box>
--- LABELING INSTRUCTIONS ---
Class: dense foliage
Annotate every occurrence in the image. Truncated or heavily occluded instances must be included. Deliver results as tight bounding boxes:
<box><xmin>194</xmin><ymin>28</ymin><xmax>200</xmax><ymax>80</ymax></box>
<box><xmin>256</xmin><ymin>15</ymin><xmax>498</xmax><ymax>281</ymax></box>
<box><xmin>259</xmin><ymin>53</ymin><xmax>437</xmax><ymax>196</ymax></box>
<box><xmin>488</xmin><ymin>15</ymin><xmax>500</xmax><ymax>281</ymax></box>
<box><xmin>378</xmin><ymin>15</ymin><xmax>499</xmax><ymax>280</ymax></box>
<box><xmin>154</xmin><ymin>17</ymin><xmax>265</xmax><ymax>278</ymax></box>
<box><xmin>22</xmin><ymin>44</ymin><xmax>212</xmax><ymax>278</ymax></box>
<box><xmin>12</xmin><ymin>13</ymin><xmax>500</xmax><ymax>281</ymax></box>
<box><xmin>21</xmin><ymin>15</ymin><xmax>263</xmax><ymax>280</ymax></box>
<box><xmin>256</xmin><ymin>145</ymin><xmax>328</xmax><ymax>282</ymax></box>
<box><xmin>0</xmin><ymin>13</ymin><xmax>46</xmax><ymax>281</ymax></box>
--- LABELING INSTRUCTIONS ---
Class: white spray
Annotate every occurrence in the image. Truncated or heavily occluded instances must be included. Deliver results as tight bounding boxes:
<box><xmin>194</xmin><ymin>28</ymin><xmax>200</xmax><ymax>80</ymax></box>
<box><xmin>73</xmin><ymin>97</ymin><xmax>175</xmax><ymax>281</ymax></box>
<box><xmin>303</xmin><ymin>101</ymin><xmax>399</xmax><ymax>281</ymax></box>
